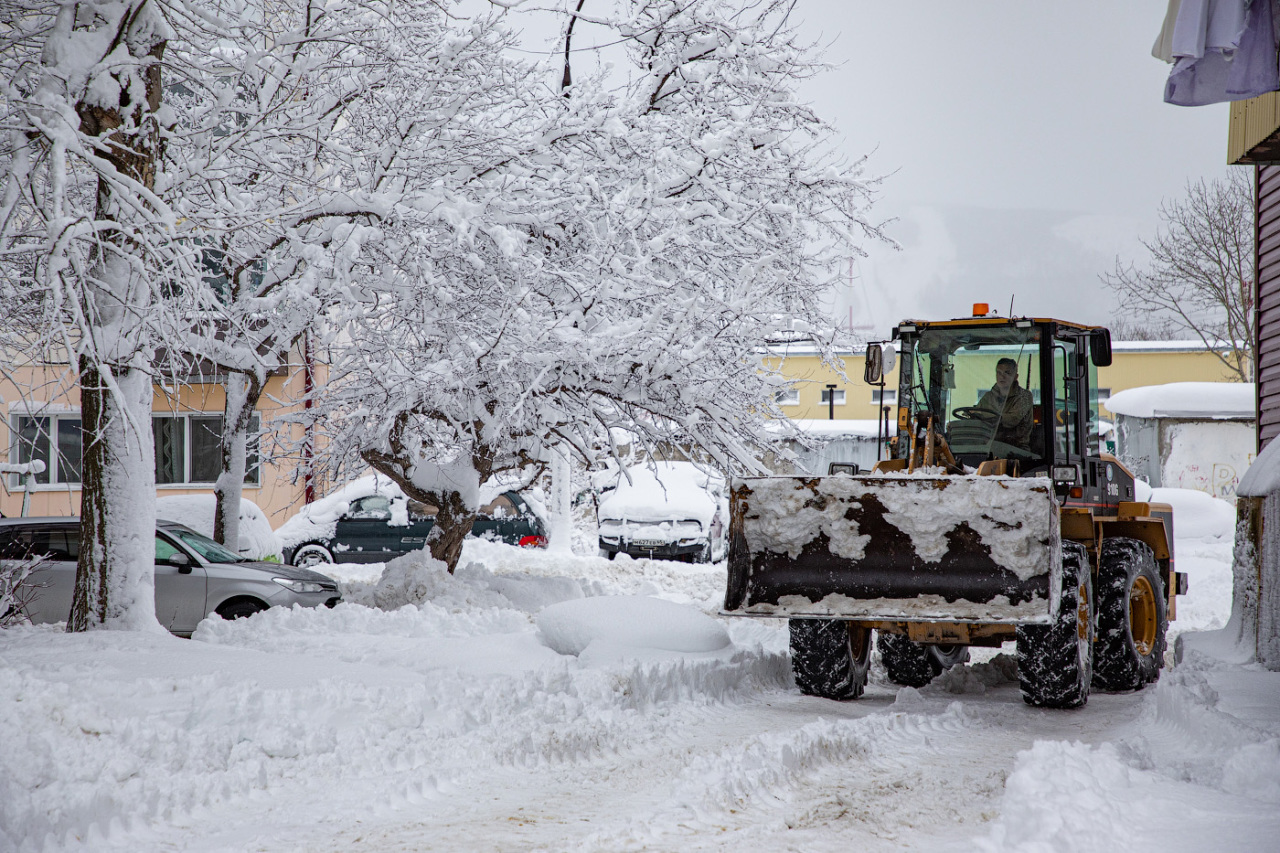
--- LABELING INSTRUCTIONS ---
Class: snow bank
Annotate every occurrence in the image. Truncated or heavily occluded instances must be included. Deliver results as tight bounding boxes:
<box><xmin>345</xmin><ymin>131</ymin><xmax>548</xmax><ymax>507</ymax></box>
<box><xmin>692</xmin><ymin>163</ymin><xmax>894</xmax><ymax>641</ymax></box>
<box><xmin>1106</xmin><ymin>382</ymin><xmax>1254</xmax><ymax>420</ymax></box>
<box><xmin>537</xmin><ymin>595</ymin><xmax>730</xmax><ymax>658</ymax></box>
<box><xmin>1149</xmin><ymin>487</ymin><xmax>1235</xmax><ymax>541</ymax></box>
<box><xmin>155</xmin><ymin>494</ymin><xmax>282</xmax><ymax>560</ymax></box>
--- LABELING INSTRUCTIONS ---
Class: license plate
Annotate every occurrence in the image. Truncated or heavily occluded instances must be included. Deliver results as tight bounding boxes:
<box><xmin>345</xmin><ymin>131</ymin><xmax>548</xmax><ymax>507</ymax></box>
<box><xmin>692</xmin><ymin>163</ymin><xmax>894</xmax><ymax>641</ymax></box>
<box><xmin>631</xmin><ymin>539</ymin><xmax>665</xmax><ymax>548</ymax></box>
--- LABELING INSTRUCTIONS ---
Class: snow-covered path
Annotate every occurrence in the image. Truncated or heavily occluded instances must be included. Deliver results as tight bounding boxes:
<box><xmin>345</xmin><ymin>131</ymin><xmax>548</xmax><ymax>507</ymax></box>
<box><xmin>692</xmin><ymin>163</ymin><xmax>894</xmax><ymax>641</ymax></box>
<box><xmin>4</xmin><ymin>536</ymin><xmax>1279</xmax><ymax>852</ymax></box>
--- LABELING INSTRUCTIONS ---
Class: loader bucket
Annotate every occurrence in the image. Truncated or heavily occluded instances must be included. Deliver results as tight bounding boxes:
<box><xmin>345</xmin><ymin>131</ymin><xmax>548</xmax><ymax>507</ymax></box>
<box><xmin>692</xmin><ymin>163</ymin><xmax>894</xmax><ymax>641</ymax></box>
<box><xmin>724</xmin><ymin>476</ymin><xmax>1061</xmax><ymax>624</ymax></box>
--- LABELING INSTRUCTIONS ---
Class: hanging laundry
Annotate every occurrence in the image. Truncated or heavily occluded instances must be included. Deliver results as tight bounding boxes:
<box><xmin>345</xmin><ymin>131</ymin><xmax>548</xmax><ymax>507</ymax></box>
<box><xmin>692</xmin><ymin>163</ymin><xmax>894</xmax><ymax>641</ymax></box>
<box><xmin>1162</xmin><ymin>0</ymin><xmax>1280</xmax><ymax>106</ymax></box>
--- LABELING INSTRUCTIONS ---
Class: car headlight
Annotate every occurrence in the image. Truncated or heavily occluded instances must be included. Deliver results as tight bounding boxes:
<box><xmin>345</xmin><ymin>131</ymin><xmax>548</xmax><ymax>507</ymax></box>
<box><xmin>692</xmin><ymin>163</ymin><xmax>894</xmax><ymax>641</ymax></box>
<box><xmin>274</xmin><ymin>578</ymin><xmax>325</xmax><ymax>594</ymax></box>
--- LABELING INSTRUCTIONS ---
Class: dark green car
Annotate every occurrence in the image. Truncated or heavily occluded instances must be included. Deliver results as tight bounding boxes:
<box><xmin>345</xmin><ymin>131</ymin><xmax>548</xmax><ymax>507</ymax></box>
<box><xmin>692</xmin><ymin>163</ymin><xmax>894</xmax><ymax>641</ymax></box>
<box><xmin>283</xmin><ymin>490</ymin><xmax>548</xmax><ymax>568</ymax></box>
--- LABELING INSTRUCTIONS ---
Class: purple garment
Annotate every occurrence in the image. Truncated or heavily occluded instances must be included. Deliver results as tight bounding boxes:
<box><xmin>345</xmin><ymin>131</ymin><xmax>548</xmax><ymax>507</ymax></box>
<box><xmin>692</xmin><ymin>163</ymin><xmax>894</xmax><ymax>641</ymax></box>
<box><xmin>1165</xmin><ymin>0</ymin><xmax>1279</xmax><ymax>106</ymax></box>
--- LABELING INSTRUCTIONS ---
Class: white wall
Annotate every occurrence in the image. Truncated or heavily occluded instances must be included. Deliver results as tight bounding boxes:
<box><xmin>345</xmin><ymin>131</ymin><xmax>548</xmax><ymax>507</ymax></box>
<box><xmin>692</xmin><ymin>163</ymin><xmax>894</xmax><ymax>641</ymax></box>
<box><xmin>1161</xmin><ymin>421</ymin><xmax>1256</xmax><ymax>499</ymax></box>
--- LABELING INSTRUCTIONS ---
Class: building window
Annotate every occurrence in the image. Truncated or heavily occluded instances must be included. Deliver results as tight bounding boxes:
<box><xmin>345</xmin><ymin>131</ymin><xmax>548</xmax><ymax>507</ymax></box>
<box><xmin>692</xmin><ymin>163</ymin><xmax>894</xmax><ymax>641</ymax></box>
<box><xmin>820</xmin><ymin>389</ymin><xmax>846</xmax><ymax>406</ymax></box>
<box><xmin>775</xmin><ymin>389</ymin><xmax>800</xmax><ymax>406</ymax></box>
<box><xmin>871</xmin><ymin>389</ymin><xmax>897</xmax><ymax>405</ymax></box>
<box><xmin>154</xmin><ymin>414</ymin><xmax>260</xmax><ymax>485</ymax></box>
<box><xmin>1096</xmin><ymin>387</ymin><xmax>1111</xmax><ymax>403</ymax></box>
<box><xmin>8</xmin><ymin>415</ymin><xmax>83</xmax><ymax>486</ymax></box>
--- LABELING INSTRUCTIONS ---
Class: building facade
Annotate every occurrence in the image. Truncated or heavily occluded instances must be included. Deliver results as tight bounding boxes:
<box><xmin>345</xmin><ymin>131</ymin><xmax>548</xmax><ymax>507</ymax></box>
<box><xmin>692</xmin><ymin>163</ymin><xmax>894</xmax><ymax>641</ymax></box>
<box><xmin>1</xmin><ymin>347</ymin><xmax>322</xmax><ymax>527</ymax></box>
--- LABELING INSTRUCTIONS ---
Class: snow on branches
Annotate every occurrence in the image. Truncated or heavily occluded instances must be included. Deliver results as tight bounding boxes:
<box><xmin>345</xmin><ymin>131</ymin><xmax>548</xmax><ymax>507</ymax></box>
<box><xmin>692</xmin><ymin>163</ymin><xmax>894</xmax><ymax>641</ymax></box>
<box><xmin>310</xmin><ymin>0</ymin><xmax>889</xmax><ymax>571</ymax></box>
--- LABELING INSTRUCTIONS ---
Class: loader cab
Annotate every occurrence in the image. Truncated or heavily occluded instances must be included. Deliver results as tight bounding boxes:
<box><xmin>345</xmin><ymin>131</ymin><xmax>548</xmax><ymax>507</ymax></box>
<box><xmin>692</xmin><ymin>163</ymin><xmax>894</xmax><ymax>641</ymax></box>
<box><xmin>891</xmin><ymin>316</ymin><xmax>1127</xmax><ymax>507</ymax></box>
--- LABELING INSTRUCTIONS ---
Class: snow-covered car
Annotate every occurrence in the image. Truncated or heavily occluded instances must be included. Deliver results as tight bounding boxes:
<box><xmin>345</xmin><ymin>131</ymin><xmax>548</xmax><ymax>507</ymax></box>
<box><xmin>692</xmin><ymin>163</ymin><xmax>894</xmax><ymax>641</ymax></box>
<box><xmin>155</xmin><ymin>494</ymin><xmax>283</xmax><ymax>562</ymax></box>
<box><xmin>0</xmin><ymin>518</ymin><xmax>341</xmax><ymax>635</ymax></box>
<box><xmin>277</xmin><ymin>475</ymin><xmax>548</xmax><ymax>568</ymax></box>
<box><xmin>595</xmin><ymin>461</ymin><xmax>728</xmax><ymax>563</ymax></box>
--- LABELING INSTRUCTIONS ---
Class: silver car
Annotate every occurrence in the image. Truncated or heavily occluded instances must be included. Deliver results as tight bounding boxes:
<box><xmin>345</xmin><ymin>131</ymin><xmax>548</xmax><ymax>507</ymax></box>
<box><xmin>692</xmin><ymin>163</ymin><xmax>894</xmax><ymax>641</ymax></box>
<box><xmin>0</xmin><ymin>517</ymin><xmax>341</xmax><ymax>636</ymax></box>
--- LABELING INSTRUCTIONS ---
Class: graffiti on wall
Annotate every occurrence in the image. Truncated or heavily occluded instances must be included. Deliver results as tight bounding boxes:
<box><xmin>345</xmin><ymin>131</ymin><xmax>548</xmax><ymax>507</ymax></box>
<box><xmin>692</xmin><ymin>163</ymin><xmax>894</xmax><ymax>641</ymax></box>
<box><xmin>1162</xmin><ymin>422</ymin><xmax>1256</xmax><ymax>500</ymax></box>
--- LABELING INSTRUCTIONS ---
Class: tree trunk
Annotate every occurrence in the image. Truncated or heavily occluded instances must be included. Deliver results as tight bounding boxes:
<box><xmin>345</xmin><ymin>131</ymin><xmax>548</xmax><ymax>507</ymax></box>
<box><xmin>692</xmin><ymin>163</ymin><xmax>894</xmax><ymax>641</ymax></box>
<box><xmin>66</xmin><ymin>6</ymin><xmax>167</xmax><ymax>632</ymax></box>
<box><xmin>213</xmin><ymin>371</ymin><xmax>263</xmax><ymax>552</ymax></box>
<box><xmin>427</xmin><ymin>489</ymin><xmax>476</xmax><ymax>573</ymax></box>
<box><xmin>70</xmin><ymin>359</ymin><xmax>160</xmax><ymax>632</ymax></box>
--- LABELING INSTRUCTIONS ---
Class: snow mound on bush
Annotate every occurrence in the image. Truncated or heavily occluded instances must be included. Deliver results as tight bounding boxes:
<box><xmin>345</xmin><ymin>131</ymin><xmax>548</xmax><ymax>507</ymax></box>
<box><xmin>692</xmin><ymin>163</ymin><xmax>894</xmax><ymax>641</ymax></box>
<box><xmin>1149</xmin><ymin>487</ymin><xmax>1235</xmax><ymax>541</ymax></box>
<box><xmin>156</xmin><ymin>494</ymin><xmax>282</xmax><ymax>561</ymax></box>
<box><xmin>362</xmin><ymin>551</ymin><xmax>513</xmax><ymax>612</ymax></box>
<box><xmin>537</xmin><ymin>595</ymin><xmax>730</xmax><ymax>657</ymax></box>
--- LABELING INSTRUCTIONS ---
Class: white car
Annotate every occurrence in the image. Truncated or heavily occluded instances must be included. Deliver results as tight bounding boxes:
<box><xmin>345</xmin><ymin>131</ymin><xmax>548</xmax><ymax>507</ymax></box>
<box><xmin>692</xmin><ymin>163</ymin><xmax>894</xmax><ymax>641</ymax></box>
<box><xmin>595</xmin><ymin>461</ymin><xmax>728</xmax><ymax>563</ymax></box>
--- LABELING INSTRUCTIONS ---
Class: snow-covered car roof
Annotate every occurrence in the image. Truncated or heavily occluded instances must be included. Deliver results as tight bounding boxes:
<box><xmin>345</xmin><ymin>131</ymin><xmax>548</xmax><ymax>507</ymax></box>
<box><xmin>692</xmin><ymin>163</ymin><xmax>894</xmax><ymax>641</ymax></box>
<box><xmin>595</xmin><ymin>461</ymin><xmax>725</xmax><ymax>524</ymax></box>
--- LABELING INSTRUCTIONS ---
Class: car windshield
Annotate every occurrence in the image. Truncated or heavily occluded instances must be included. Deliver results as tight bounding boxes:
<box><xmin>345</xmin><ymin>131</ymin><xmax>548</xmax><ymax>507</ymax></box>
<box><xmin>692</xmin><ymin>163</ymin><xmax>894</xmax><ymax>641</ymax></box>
<box><xmin>166</xmin><ymin>527</ymin><xmax>244</xmax><ymax>563</ymax></box>
<box><xmin>900</xmin><ymin>325</ymin><xmax>1045</xmax><ymax>467</ymax></box>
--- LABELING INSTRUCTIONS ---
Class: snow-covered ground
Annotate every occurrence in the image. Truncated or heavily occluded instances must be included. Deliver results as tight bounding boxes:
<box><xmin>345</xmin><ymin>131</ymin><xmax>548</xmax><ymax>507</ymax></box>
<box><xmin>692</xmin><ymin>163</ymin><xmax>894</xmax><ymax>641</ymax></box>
<box><xmin>3</xmin><ymin>494</ymin><xmax>1278</xmax><ymax>852</ymax></box>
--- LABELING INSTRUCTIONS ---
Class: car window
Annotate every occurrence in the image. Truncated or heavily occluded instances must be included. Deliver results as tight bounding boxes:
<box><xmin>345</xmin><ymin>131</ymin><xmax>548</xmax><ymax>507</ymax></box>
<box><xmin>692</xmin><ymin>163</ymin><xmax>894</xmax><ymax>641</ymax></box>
<box><xmin>165</xmin><ymin>527</ymin><xmax>243</xmax><ymax>563</ymax></box>
<box><xmin>347</xmin><ymin>495</ymin><xmax>392</xmax><ymax>520</ymax></box>
<box><xmin>479</xmin><ymin>495</ymin><xmax>517</xmax><ymax>518</ymax></box>
<box><xmin>0</xmin><ymin>526</ymin><xmax>77</xmax><ymax>560</ymax></box>
<box><xmin>155</xmin><ymin>536</ymin><xmax>183</xmax><ymax>562</ymax></box>
<box><xmin>407</xmin><ymin>500</ymin><xmax>438</xmax><ymax>519</ymax></box>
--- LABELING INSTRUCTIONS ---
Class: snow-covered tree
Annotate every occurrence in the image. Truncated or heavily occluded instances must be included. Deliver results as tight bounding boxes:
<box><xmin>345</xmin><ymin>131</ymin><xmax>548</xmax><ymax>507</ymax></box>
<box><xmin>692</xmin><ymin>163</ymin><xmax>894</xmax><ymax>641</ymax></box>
<box><xmin>0</xmin><ymin>0</ymin><xmax>191</xmax><ymax>630</ymax></box>
<box><xmin>313</xmin><ymin>0</ymin><xmax>888</xmax><ymax>572</ymax></box>
<box><xmin>163</xmin><ymin>0</ymin><xmax>395</xmax><ymax>552</ymax></box>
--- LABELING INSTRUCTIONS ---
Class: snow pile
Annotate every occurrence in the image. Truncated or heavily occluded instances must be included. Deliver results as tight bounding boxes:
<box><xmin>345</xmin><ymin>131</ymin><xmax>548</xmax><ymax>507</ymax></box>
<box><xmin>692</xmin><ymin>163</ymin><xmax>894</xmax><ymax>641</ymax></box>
<box><xmin>972</xmin><ymin>740</ymin><xmax>1142</xmax><ymax>852</ymax></box>
<box><xmin>1106</xmin><ymin>382</ymin><xmax>1254</xmax><ymax>419</ymax></box>
<box><xmin>927</xmin><ymin>652</ymin><xmax>1018</xmax><ymax>694</ymax></box>
<box><xmin>155</xmin><ymin>494</ymin><xmax>282</xmax><ymax>561</ymax></box>
<box><xmin>537</xmin><ymin>595</ymin><xmax>730</xmax><ymax>661</ymax></box>
<box><xmin>1150</xmin><ymin>487</ymin><xmax>1235</xmax><ymax>541</ymax></box>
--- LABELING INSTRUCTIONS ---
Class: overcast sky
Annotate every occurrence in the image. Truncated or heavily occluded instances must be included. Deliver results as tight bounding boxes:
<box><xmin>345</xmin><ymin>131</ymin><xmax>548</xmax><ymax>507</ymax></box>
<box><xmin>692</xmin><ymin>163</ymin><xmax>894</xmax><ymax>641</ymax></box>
<box><xmin>514</xmin><ymin>2</ymin><xmax>1238</xmax><ymax>334</ymax></box>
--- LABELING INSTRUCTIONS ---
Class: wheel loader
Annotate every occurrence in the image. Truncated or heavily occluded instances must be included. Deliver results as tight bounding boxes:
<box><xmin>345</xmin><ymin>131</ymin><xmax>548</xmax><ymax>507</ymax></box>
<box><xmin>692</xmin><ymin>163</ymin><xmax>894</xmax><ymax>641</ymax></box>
<box><xmin>724</xmin><ymin>307</ymin><xmax>1186</xmax><ymax>708</ymax></box>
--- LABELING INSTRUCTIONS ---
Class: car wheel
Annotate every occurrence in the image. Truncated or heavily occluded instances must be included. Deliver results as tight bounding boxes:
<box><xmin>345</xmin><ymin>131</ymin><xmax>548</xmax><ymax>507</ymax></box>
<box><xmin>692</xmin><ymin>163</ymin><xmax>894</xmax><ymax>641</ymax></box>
<box><xmin>217</xmin><ymin>600</ymin><xmax>267</xmax><ymax>620</ymax></box>
<box><xmin>292</xmin><ymin>544</ymin><xmax>334</xmax><ymax>568</ymax></box>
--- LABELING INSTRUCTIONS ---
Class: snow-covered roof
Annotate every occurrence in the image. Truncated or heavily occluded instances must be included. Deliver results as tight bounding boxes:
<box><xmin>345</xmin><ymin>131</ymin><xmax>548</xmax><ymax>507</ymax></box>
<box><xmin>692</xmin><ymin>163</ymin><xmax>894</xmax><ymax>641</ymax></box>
<box><xmin>1109</xmin><ymin>340</ymin><xmax>1239</xmax><ymax>352</ymax></box>
<box><xmin>1105</xmin><ymin>383</ymin><xmax>1254</xmax><ymax>420</ymax></box>
<box><xmin>775</xmin><ymin>418</ymin><xmax>885</xmax><ymax>439</ymax></box>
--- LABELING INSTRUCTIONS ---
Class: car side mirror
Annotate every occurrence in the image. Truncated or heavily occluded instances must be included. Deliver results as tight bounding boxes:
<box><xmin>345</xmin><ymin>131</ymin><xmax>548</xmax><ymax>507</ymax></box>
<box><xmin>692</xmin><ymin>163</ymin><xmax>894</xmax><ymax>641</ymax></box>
<box><xmin>167</xmin><ymin>552</ymin><xmax>192</xmax><ymax>574</ymax></box>
<box><xmin>864</xmin><ymin>344</ymin><xmax>884</xmax><ymax>384</ymax></box>
<box><xmin>1090</xmin><ymin>328</ymin><xmax>1112</xmax><ymax>367</ymax></box>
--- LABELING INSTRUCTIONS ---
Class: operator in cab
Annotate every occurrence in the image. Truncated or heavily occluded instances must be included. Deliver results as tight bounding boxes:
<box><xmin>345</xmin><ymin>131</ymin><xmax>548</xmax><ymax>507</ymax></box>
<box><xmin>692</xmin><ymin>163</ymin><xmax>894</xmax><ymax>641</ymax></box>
<box><xmin>977</xmin><ymin>357</ymin><xmax>1034</xmax><ymax>450</ymax></box>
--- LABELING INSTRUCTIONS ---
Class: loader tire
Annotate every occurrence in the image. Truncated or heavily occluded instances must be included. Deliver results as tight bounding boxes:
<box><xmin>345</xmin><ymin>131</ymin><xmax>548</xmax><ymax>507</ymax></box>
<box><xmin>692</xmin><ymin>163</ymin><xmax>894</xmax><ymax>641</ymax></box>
<box><xmin>878</xmin><ymin>634</ymin><xmax>971</xmax><ymax>687</ymax></box>
<box><xmin>1017</xmin><ymin>542</ymin><xmax>1092</xmax><ymax>709</ymax></box>
<box><xmin>1093</xmin><ymin>538</ymin><xmax>1167</xmax><ymax>692</ymax></box>
<box><xmin>789</xmin><ymin>619</ymin><xmax>871</xmax><ymax>700</ymax></box>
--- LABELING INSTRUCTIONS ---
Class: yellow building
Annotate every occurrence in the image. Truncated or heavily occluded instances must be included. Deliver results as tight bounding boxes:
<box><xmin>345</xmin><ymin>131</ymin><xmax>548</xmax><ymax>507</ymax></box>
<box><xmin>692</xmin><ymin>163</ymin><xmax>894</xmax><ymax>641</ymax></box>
<box><xmin>767</xmin><ymin>339</ymin><xmax>1246</xmax><ymax>424</ymax></box>
<box><xmin>1</xmin><ymin>346</ymin><xmax>323</xmax><ymax>526</ymax></box>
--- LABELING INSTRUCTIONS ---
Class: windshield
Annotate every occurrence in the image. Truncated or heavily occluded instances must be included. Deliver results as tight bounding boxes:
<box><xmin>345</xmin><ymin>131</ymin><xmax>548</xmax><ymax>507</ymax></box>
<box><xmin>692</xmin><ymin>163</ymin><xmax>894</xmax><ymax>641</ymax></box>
<box><xmin>166</xmin><ymin>527</ymin><xmax>244</xmax><ymax>563</ymax></box>
<box><xmin>900</xmin><ymin>325</ymin><xmax>1045</xmax><ymax>468</ymax></box>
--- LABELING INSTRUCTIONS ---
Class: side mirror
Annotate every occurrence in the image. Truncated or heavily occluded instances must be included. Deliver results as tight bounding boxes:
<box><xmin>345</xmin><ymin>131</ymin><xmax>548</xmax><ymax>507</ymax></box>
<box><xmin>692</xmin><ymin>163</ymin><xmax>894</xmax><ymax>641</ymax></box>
<box><xmin>168</xmin><ymin>552</ymin><xmax>192</xmax><ymax>574</ymax></box>
<box><xmin>1090</xmin><ymin>328</ymin><xmax>1112</xmax><ymax>367</ymax></box>
<box><xmin>864</xmin><ymin>344</ymin><xmax>884</xmax><ymax>384</ymax></box>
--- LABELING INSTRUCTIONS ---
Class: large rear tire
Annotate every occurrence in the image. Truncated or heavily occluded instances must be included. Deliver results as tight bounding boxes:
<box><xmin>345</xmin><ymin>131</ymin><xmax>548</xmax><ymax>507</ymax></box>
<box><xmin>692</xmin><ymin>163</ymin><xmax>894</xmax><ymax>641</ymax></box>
<box><xmin>1017</xmin><ymin>542</ymin><xmax>1093</xmax><ymax>709</ymax></box>
<box><xmin>789</xmin><ymin>619</ymin><xmax>872</xmax><ymax>700</ymax></box>
<box><xmin>1093</xmin><ymin>538</ymin><xmax>1168</xmax><ymax>692</ymax></box>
